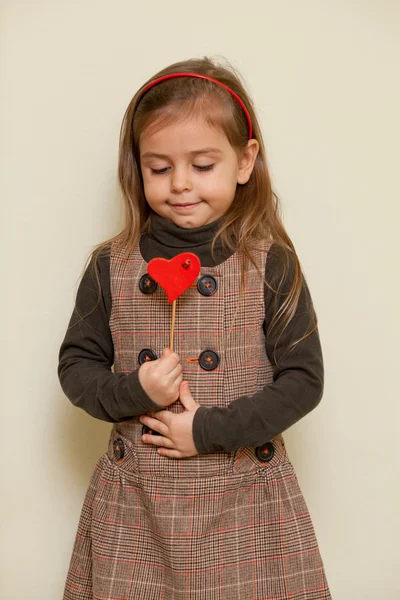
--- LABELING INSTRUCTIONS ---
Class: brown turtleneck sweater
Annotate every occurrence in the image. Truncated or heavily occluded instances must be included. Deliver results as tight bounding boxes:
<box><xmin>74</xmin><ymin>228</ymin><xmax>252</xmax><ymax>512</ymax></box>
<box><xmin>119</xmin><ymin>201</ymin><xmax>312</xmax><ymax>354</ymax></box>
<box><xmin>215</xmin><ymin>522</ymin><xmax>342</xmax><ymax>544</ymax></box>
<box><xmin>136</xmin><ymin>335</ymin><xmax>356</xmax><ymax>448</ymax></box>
<box><xmin>58</xmin><ymin>213</ymin><xmax>324</xmax><ymax>454</ymax></box>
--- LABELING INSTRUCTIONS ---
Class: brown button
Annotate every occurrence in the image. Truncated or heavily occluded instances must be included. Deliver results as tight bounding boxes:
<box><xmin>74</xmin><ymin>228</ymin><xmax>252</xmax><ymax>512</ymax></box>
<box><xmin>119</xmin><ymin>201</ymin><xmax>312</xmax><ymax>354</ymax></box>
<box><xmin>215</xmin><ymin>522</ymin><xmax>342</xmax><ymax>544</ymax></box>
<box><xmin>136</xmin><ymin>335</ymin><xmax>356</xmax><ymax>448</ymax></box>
<box><xmin>113</xmin><ymin>438</ymin><xmax>125</xmax><ymax>460</ymax></box>
<box><xmin>197</xmin><ymin>276</ymin><xmax>218</xmax><ymax>296</ymax></box>
<box><xmin>199</xmin><ymin>350</ymin><xmax>219</xmax><ymax>371</ymax></box>
<box><xmin>139</xmin><ymin>274</ymin><xmax>158</xmax><ymax>294</ymax></box>
<box><xmin>138</xmin><ymin>349</ymin><xmax>158</xmax><ymax>365</ymax></box>
<box><xmin>142</xmin><ymin>425</ymin><xmax>161</xmax><ymax>437</ymax></box>
<box><xmin>255</xmin><ymin>442</ymin><xmax>275</xmax><ymax>463</ymax></box>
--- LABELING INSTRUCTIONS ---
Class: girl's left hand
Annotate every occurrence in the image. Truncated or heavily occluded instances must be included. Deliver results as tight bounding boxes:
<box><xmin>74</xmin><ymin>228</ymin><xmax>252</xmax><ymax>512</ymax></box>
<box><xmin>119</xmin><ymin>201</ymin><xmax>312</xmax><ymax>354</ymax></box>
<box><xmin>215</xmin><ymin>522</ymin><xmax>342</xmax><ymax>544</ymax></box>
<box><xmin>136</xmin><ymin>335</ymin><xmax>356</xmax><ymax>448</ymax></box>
<box><xmin>139</xmin><ymin>381</ymin><xmax>200</xmax><ymax>458</ymax></box>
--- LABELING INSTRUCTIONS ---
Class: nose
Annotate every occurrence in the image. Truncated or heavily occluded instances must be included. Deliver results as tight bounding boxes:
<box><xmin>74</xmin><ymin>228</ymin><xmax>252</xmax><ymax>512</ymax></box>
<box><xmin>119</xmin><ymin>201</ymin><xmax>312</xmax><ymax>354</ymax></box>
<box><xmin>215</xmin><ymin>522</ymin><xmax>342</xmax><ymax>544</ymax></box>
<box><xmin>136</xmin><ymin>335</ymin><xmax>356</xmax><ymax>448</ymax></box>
<box><xmin>170</xmin><ymin>166</ymin><xmax>192</xmax><ymax>193</ymax></box>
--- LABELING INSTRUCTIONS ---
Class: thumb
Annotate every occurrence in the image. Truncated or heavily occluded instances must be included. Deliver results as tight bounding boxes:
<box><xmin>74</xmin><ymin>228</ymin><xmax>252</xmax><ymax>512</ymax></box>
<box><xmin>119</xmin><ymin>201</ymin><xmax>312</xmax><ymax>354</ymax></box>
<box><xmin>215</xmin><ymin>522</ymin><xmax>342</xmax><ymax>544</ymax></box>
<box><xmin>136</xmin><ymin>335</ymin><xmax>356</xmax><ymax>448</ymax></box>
<box><xmin>179</xmin><ymin>381</ymin><xmax>197</xmax><ymax>410</ymax></box>
<box><xmin>161</xmin><ymin>347</ymin><xmax>172</xmax><ymax>359</ymax></box>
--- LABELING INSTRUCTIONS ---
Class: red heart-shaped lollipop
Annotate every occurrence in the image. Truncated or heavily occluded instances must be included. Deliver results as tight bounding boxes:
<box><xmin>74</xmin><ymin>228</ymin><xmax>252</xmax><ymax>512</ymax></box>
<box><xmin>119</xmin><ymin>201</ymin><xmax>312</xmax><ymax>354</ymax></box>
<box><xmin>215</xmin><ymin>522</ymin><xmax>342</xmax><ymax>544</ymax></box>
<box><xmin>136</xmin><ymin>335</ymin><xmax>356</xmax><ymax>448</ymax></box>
<box><xmin>147</xmin><ymin>252</ymin><xmax>201</xmax><ymax>303</ymax></box>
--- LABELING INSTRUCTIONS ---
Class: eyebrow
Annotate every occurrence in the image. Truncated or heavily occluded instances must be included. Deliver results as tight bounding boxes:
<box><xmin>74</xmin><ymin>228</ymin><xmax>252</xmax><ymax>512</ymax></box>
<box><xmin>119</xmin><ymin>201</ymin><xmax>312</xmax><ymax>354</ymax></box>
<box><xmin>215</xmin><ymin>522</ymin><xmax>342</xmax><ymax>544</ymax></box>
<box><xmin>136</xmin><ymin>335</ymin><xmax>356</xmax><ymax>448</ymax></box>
<box><xmin>141</xmin><ymin>148</ymin><xmax>223</xmax><ymax>159</ymax></box>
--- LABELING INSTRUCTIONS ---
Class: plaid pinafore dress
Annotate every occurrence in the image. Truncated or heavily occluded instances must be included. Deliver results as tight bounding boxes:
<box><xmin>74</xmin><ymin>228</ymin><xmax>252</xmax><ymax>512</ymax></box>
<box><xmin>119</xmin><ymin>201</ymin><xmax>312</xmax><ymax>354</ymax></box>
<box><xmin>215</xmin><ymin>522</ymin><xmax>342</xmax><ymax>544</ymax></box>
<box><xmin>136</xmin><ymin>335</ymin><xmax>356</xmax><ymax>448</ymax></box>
<box><xmin>63</xmin><ymin>240</ymin><xmax>331</xmax><ymax>600</ymax></box>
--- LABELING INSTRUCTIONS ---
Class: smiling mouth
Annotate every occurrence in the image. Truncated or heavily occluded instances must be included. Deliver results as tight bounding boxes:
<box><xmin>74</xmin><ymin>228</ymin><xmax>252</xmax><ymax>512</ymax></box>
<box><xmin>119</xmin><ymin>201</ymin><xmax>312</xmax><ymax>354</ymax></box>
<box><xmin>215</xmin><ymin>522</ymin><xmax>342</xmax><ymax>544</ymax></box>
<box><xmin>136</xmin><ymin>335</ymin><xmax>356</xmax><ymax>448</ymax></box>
<box><xmin>169</xmin><ymin>201</ymin><xmax>202</xmax><ymax>209</ymax></box>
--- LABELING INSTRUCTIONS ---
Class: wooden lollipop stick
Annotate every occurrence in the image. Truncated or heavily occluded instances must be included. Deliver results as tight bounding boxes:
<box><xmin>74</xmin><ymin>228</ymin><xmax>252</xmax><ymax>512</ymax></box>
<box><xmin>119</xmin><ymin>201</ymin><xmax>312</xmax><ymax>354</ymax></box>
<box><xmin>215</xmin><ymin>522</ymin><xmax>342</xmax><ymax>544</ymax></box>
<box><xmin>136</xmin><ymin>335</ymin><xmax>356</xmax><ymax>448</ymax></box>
<box><xmin>169</xmin><ymin>300</ymin><xmax>177</xmax><ymax>351</ymax></box>
<box><xmin>147</xmin><ymin>253</ymin><xmax>200</xmax><ymax>352</ymax></box>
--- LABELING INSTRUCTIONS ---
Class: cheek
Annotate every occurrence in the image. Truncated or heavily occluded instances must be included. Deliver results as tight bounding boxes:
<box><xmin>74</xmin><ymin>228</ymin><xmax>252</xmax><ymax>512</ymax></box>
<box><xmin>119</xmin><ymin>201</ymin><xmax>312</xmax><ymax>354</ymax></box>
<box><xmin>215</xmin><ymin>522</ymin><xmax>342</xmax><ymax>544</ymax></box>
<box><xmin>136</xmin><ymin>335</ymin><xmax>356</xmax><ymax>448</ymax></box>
<box><xmin>142</xmin><ymin>176</ymin><xmax>166</xmax><ymax>201</ymax></box>
<box><xmin>199</xmin><ymin>168</ymin><xmax>235</xmax><ymax>196</ymax></box>
<box><xmin>203</xmin><ymin>177</ymin><xmax>236</xmax><ymax>205</ymax></box>
<box><xmin>209</xmin><ymin>164</ymin><xmax>238</xmax><ymax>197</ymax></box>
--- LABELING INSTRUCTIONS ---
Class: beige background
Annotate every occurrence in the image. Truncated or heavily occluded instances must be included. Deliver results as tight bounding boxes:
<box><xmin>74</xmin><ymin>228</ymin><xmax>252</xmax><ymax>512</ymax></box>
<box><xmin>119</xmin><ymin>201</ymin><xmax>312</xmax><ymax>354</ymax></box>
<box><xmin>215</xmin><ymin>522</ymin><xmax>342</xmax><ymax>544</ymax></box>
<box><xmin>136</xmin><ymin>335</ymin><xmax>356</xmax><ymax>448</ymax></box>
<box><xmin>1</xmin><ymin>1</ymin><xmax>399</xmax><ymax>598</ymax></box>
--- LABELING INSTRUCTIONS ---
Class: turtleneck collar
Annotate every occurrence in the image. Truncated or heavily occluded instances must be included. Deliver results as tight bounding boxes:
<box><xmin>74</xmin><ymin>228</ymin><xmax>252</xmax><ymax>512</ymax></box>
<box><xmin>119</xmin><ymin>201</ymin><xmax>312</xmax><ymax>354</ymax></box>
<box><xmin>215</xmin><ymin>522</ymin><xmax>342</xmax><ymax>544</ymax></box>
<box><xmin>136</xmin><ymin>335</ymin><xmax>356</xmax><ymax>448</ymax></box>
<box><xmin>139</xmin><ymin>211</ymin><xmax>234</xmax><ymax>267</ymax></box>
<box><xmin>148</xmin><ymin>211</ymin><xmax>224</xmax><ymax>248</ymax></box>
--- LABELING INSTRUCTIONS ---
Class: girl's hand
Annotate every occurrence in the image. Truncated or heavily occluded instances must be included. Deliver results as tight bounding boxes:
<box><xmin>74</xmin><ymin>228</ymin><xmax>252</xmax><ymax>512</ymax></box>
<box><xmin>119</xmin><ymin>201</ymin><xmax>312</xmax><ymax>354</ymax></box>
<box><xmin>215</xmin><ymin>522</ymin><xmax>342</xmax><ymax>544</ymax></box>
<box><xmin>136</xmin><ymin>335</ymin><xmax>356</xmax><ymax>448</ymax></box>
<box><xmin>138</xmin><ymin>348</ymin><xmax>182</xmax><ymax>407</ymax></box>
<box><xmin>139</xmin><ymin>381</ymin><xmax>200</xmax><ymax>458</ymax></box>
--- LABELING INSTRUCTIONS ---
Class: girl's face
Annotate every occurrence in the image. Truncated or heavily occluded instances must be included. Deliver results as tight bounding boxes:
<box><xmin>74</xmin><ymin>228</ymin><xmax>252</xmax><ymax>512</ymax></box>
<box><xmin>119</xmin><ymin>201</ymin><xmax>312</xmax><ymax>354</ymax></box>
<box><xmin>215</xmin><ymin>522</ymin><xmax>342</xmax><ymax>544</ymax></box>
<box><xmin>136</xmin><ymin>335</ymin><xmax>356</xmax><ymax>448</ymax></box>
<box><xmin>139</xmin><ymin>114</ymin><xmax>259</xmax><ymax>228</ymax></box>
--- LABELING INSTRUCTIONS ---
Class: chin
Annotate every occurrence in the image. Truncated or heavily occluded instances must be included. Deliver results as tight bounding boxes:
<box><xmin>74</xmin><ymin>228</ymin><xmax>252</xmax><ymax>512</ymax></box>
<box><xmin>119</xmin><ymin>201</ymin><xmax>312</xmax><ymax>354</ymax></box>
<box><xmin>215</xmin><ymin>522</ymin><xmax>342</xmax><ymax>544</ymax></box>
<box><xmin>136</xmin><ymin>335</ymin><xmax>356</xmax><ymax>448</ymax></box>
<box><xmin>166</xmin><ymin>211</ymin><xmax>205</xmax><ymax>229</ymax></box>
<box><xmin>174</xmin><ymin>216</ymin><xmax>202</xmax><ymax>229</ymax></box>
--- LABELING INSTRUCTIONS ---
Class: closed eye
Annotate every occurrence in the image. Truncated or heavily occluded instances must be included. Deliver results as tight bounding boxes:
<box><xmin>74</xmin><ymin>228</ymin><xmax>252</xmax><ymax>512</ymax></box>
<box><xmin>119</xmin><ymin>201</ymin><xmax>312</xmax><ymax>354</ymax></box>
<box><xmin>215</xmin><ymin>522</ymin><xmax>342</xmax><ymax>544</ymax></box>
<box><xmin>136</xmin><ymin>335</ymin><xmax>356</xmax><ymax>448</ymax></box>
<box><xmin>151</xmin><ymin>167</ymin><xmax>170</xmax><ymax>175</ymax></box>
<box><xmin>194</xmin><ymin>164</ymin><xmax>214</xmax><ymax>171</ymax></box>
<box><xmin>150</xmin><ymin>164</ymin><xmax>215</xmax><ymax>175</ymax></box>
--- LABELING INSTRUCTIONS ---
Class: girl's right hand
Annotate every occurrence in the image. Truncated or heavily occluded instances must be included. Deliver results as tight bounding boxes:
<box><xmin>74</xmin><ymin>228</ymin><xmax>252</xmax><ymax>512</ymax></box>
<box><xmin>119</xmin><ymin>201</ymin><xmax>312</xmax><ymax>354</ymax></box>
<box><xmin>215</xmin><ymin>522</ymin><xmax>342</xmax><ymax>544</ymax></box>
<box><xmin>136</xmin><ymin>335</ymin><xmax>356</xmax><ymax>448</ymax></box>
<box><xmin>138</xmin><ymin>348</ymin><xmax>183</xmax><ymax>407</ymax></box>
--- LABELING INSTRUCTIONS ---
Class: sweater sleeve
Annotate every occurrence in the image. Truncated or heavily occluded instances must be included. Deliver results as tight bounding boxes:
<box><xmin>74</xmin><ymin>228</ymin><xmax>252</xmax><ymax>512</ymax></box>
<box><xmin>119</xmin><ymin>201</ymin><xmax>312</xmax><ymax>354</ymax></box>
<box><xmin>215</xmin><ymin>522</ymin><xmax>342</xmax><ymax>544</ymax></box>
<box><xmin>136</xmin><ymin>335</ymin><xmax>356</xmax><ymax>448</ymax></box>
<box><xmin>192</xmin><ymin>244</ymin><xmax>324</xmax><ymax>454</ymax></box>
<box><xmin>58</xmin><ymin>250</ymin><xmax>160</xmax><ymax>421</ymax></box>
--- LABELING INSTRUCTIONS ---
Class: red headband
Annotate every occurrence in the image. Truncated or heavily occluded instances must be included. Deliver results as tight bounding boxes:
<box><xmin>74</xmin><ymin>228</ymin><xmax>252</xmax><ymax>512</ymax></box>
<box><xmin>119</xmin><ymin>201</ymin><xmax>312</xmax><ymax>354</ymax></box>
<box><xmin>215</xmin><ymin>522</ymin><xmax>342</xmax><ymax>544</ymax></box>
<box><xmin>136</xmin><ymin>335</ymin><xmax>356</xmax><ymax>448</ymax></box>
<box><xmin>140</xmin><ymin>72</ymin><xmax>253</xmax><ymax>140</ymax></box>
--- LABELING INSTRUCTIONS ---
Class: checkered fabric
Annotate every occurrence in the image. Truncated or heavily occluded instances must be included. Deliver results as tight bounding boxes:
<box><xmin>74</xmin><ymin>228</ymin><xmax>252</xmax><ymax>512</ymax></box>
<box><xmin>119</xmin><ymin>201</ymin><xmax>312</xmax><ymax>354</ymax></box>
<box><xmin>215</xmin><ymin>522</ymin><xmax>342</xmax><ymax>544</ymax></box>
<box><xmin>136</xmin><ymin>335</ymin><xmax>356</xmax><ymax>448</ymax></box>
<box><xmin>63</xmin><ymin>242</ymin><xmax>331</xmax><ymax>599</ymax></box>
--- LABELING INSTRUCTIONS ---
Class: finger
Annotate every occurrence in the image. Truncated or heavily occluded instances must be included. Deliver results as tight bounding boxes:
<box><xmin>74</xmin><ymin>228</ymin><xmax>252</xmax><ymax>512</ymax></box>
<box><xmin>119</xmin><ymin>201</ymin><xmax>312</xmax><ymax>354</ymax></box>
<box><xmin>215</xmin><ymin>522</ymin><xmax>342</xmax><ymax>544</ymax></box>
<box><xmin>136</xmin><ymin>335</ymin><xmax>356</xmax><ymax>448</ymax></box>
<box><xmin>158</xmin><ymin>350</ymin><xmax>180</xmax><ymax>375</ymax></box>
<box><xmin>157</xmin><ymin>448</ymin><xmax>183</xmax><ymax>459</ymax></box>
<box><xmin>166</xmin><ymin>363</ymin><xmax>183</xmax><ymax>384</ymax></box>
<box><xmin>146</xmin><ymin>410</ymin><xmax>172</xmax><ymax>424</ymax></box>
<box><xmin>173</xmin><ymin>373</ymin><xmax>183</xmax><ymax>388</ymax></box>
<box><xmin>143</xmin><ymin>435</ymin><xmax>174</xmax><ymax>448</ymax></box>
<box><xmin>161</xmin><ymin>347</ymin><xmax>179</xmax><ymax>361</ymax></box>
<box><xmin>140</xmin><ymin>415</ymin><xmax>169</xmax><ymax>436</ymax></box>
<box><xmin>146</xmin><ymin>410</ymin><xmax>163</xmax><ymax>419</ymax></box>
<box><xmin>179</xmin><ymin>381</ymin><xmax>197</xmax><ymax>410</ymax></box>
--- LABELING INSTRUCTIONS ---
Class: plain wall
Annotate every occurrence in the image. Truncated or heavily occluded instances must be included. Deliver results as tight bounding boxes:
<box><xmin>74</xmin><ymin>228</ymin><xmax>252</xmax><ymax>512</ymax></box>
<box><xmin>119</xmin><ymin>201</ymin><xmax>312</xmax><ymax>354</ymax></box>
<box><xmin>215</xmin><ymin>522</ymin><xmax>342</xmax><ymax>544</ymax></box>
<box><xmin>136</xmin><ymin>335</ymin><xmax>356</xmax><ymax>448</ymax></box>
<box><xmin>1</xmin><ymin>1</ymin><xmax>399</xmax><ymax>598</ymax></box>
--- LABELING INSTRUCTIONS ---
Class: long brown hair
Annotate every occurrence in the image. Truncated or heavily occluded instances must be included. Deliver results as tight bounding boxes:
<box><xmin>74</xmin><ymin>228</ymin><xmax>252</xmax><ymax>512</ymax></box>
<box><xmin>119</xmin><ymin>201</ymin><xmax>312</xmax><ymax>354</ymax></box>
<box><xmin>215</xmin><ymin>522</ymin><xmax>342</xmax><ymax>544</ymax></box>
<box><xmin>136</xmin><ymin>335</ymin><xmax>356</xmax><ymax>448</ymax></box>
<box><xmin>88</xmin><ymin>56</ymin><xmax>317</xmax><ymax>357</ymax></box>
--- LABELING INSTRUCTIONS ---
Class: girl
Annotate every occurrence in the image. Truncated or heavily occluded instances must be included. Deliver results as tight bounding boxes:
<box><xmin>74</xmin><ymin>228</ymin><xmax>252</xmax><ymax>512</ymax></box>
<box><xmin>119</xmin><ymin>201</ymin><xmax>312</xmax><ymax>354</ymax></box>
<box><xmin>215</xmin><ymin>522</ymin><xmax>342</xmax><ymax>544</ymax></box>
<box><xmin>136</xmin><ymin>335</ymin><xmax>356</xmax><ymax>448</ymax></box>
<box><xmin>59</xmin><ymin>57</ymin><xmax>331</xmax><ymax>599</ymax></box>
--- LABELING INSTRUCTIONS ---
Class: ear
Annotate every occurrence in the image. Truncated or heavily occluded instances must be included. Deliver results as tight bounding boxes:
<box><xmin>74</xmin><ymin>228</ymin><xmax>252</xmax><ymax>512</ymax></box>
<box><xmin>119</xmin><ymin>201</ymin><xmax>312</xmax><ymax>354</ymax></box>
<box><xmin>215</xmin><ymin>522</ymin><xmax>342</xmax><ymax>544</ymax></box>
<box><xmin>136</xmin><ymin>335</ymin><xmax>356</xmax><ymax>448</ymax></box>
<box><xmin>237</xmin><ymin>139</ymin><xmax>259</xmax><ymax>185</ymax></box>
